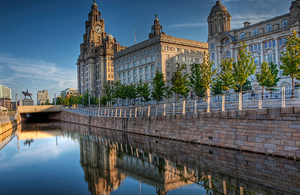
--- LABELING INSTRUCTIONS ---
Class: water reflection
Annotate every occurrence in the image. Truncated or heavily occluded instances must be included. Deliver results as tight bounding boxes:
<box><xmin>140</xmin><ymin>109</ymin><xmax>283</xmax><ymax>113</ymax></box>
<box><xmin>62</xmin><ymin>122</ymin><xmax>300</xmax><ymax>195</ymax></box>
<box><xmin>1</xmin><ymin>122</ymin><xmax>300</xmax><ymax>195</ymax></box>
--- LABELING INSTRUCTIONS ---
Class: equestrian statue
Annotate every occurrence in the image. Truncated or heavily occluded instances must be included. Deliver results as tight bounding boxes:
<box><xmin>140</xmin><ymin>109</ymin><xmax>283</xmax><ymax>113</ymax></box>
<box><xmin>22</xmin><ymin>89</ymin><xmax>32</xmax><ymax>99</ymax></box>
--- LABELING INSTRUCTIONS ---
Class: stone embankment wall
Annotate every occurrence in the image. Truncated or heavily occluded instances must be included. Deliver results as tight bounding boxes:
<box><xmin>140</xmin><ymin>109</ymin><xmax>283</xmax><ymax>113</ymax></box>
<box><xmin>61</xmin><ymin>122</ymin><xmax>300</xmax><ymax>195</ymax></box>
<box><xmin>60</xmin><ymin>106</ymin><xmax>300</xmax><ymax>159</ymax></box>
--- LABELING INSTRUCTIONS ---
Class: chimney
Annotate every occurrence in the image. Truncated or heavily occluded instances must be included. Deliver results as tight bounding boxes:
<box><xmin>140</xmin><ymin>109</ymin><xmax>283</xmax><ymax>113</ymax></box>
<box><xmin>243</xmin><ymin>22</ymin><xmax>250</xmax><ymax>27</ymax></box>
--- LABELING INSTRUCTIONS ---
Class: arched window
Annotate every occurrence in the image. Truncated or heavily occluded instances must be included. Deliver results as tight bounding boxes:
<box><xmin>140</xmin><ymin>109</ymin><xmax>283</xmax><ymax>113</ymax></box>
<box><xmin>240</xmin><ymin>33</ymin><xmax>245</xmax><ymax>40</ymax></box>
<box><xmin>267</xmin><ymin>25</ymin><xmax>272</xmax><ymax>33</ymax></box>
<box><xmin>253</xmin><ymin>29</ymin><xmax>258</xmax><ymax>36</ymax></box>
<box><xmin>282</xmin><ymin>20</ymin><xmax>288</xmax><ymax>28</ymax></box>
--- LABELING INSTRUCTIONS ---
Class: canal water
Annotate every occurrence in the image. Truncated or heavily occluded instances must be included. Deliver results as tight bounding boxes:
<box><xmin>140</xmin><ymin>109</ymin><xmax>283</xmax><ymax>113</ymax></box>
<box><xmin>0</xmin><ymin>122</ymin><xmax>299</xmax><ymax>195</ymax></box>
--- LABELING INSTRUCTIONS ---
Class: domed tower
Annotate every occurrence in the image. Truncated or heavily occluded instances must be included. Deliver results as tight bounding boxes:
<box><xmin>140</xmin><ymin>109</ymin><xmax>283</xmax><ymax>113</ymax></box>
<box><xmin>207</xmin><ymin>1</ymin><xmax>231</xmax><ymax>37</ymax></box>
<box><xmin>149</xmin><ymin>14</ymin><xmax>165</xmax><ymax>39</ymax></box>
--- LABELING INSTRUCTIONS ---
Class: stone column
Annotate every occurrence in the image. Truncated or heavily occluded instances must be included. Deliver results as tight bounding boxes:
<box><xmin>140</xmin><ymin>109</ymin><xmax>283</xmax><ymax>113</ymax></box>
<box><xmin>274</xmin><ymin>37</ymin><xmax>279</xmax><ymax>65</ymax></box>
<box><xmin>260</xmin><ymin>41</ymin><xmax>264</xmax><ymax>64</ymax></box>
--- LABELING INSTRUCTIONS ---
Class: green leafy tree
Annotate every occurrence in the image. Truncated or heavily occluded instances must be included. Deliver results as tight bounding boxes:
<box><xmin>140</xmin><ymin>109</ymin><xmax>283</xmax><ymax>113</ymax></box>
<box><xmin>199</xmin><ymin>52</ymin><xmax>217</xmax><ymax>98</ymax></box>
<box><xmin>140</xmin><ymin>82</ymin><xmax>151</xmax><ymax>104</ymax></box>
<box><xmin>151</xmin><ymin>69</ymin><xmax>166</xmax><ymax>104</ymax></box>
<box><xmin>269</xmin><ymin>61</ymin><xmax>280</xmax><ymax>89</ymax></box>
<box><xmin>171</xmin><ymin>64</ymin><xmax>190</xmax><ymax>102</ymax></box>
<box><xmin>218</xmin><ymin>58</ymin><xmax>236</xmax><ymax>95</ymax></box>
<box><xmin>280</xmin><ymin>30</ymin><xmax>300</xmax><ymax>97</ymax></box>
<box><xmin>103</xmin><ymin>82</ymin><xmax>114</xmax><ymax>101</ymax></box>
<box><xmin>114</xmin><ymin>79</ymin><xmax>123</xmax><ymax>105</ymax></box>
<box><xmin>189</xmin><ymin>63</ymin><xmax>204</xmax><ymax>99</ymax></box>
<box><xmin>233</xmin><ymin>42</ymin><xmax>257</xmax><ymax>92</ymax></box>
<box><xmin>212</xmin><ymin>80</ymin><xmax>224</xmax><ymax>95</ymax></box>
<box><xmin>125</xmin><ymin>84</ymin><xmax>137</xmax><ymax>105</ymax></box>
<box><xmin>164</xmin><ymin>86</ymin><xmax>173</xmax><ymax>102</ymax></box>
<box><xmin>234</xmin><ymin>79</ymin><xmax>252</xmax><ymax>92</ymax></box>
<box><xmin>256</xmin><ymin>61</ymin><xmax>276</xmax><ymax>98</ymax></box>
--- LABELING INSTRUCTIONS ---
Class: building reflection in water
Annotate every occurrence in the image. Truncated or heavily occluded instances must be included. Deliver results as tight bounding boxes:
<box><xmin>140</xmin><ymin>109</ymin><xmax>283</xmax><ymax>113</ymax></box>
<box><xmin>74</xmin><ymin>133</ymin><xmax>250</xmax><ymax>195</ymax></box>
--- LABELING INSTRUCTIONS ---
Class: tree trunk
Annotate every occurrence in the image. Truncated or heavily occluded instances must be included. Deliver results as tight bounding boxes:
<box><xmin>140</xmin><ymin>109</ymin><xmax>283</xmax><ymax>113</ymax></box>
<box><xmin>240</xmin><ymin>84</ymin><xmax>242</xmax><ymax>93</ymax></box>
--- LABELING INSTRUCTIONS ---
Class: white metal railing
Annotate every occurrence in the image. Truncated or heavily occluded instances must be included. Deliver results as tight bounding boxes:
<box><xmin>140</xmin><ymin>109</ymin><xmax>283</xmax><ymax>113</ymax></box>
<box><xmin>63</xmin><ymin>84</ymin><xmax>300</xmax><ymax>118</ymax></box>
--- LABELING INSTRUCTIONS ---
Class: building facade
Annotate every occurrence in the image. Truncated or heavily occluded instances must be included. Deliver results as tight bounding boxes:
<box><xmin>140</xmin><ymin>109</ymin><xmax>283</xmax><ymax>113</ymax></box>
<box><xmin>60</xmin><ymin>88</ymin><xmax>78</xmax><ymax>97</ymax></box>
<box><xmin>37</xmin><ymin>90</ymin><xmax>49</xmax><ymax>105</ymax></box>
<box><xmin>76</xmin><ymin>2</ymin><xmax>126</xmax><ymax>98</ymax></box>
<box><xmin>207</xmin><ymin>0</ymin><xmax>300</xmax><ymax>92</ymax></box>
<box><xmin>113</xmin><ymin>17</ymin><xmax>208</xmax><ymax>102</ymax></box>
<box><xmin>0</xmin><ymin>84</ymin><xmax>11</xmax><ymax>99</ymax></box>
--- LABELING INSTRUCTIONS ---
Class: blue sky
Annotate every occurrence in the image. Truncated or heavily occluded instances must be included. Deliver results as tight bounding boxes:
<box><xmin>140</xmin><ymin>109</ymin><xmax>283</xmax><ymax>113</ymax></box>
<box><xmin>0</xmin><ymin>0</ymin><xmax>291</xmax><ymax>103</ymax></box>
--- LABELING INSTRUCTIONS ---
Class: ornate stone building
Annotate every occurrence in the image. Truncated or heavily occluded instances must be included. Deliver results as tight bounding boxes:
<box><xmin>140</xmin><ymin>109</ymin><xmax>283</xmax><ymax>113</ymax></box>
<box><xmin>113</xmin><ymin>16</ymin><xmax>208</xmax><ymax>103</ymax></box>
<box><xmin>207</xmin><ymin>0</ymin><xmax>300</xmax><ymax>92</ymax></box>
<box><xmin>77</xmin><ymin>2</ymin><xmax>126</xmax><ymax>97</ymax></box>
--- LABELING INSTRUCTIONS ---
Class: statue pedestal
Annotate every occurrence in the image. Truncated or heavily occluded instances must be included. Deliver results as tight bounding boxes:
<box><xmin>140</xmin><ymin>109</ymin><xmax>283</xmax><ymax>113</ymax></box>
<box><xmin>19</xmin><ymin>99</ymin><xmax>34</xmax><ymax>106</ymax></box>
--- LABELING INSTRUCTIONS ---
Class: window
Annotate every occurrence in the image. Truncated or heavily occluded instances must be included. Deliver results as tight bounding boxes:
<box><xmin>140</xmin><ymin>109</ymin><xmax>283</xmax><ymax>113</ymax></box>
<box><xmin>139</xmin><ymin>53</ymin><xmax>142</xmax><ymax>57</ymax></box>
<box><xmin>254</xmin><ymin>57</ymin><xmax>259</xmax><ymax>65</ymax></box>
<box><xmin>268</xmin><ymin>41</ymin><xmax>271</xmax><ymax>48</ymax></box>
<box><xmin>175</xmin><ymin>56</ymin><xmax>179</xmax><ymax>61</ymax></box>
<box><xmin>145</xmin><ymin>58</ymin><xmax>148</xmax><ymax>63</ymax></box>
<box><xmin>273</xmin><ymin>40</ymin><xmax>276</xmax><ymax>47</ymax></box>
<box><xmin>145</xmin><ymin>66</ymin><xmax>148</xmax><ymax>72</ymax></box>
<box><xmin>134</xmin><ymin>55</ymin><xmax>136</xmax><ymax>59</ymax></box>
<box><xmin>119</xmin><ymin>73</ymin><xmax>122</xmax><ymax>79</ymax></box>
<box><xmin>119</xmin><ymin>66</ymin><xmax>121</xmax><ymax>71</ymax></box>
<box><xmin>151</xmin><ymin>65</ymin><xmax>154</xmax><ymax>71</ymax></box>
<box><xmin>211</xmin><ymin>43</ymin><xmax>215</xmax><ymax>49</ymax></box>
<box><xmin>127</xmin><ymin>57</ymin><xmax>130</xmax><ymax>61</ymax></box>
<box><xmin>128</xmin><ymin>71</ymin><xmax>130</xmax><ymax>76</ymax></box>
<box><xmin>166</xmin><ymin>54</ymin><xmax>169</xmax><ymax>59</ymax></box>
<box><xmin>267</xmin><ymin>25</ymin><xmax>272</xmax><ymax>33</ymax></box>
<box><xmin>151</xmin><ymin>49</ymin><xmax>154</xmax><ymax>53</ymax></box>
<box><xmin>145</xmin><ymin>74</ymin><xmax>148</xmax><ymax>80</ymax></box>
<box><xmin>123</xmin><ymin>72</ymin><xmax>126</xmax><ymax>78</ymax></box>
<box><xmin>225</xmin><ymin>39</ymin><xmax>229</xmax><ymax>44</ymax></box>
<box><xmin>151</xmin><ymin>73</ymin><xmax>154</xmax><ymax>79</ymax></box>
<box><xmin>251</xmin><ymin>45</ymin><xmax>253</xmax><ymax>52</ymax></box>
<box><xmin>280</xmin><ymin>38</ymin><xmax>283</xmax><ymax>45</ymax></box>
<box><xmin>254</xmin><ymin>44</ymin><xmax>257</xmax><ymax>51</ymax></box>
<box><xmin>190</xmin><ymin>57</ymin><xmax>193</xmax><ymax>62</ymax></box>
<box><xmin>258</xmin><ymin>43</ymin><xmax>261</xmax><ymax>50</ymax></box>
<box><xmin>282</xmin><ymin>20</ymin><xmax>288</xmax><ymax>29</ymax></box>
<box><xmin>134</xmin><ymin>77</ymin><xmax>137</xmax><ymax>82</ymax></box>
<box><xmin>128</xmin><ymin>78</ymin><xmax>131</xmax><ymax>84</ymax></box>
<box><xmin>183</xmin><ymin>57</ymin><xmax>186</xmax><ymax>61</ymax></box>
<box><xmin>108</xmin><ymin>68</ymin><xmax>110</xmax><ymax>72</ymax></box>
<box><xmin>195</xmin><ymin>58</ymin><xmax>199</xmax><ymax>63</ymax></box>
<box><xmin>264</xmin><ymin>42</ymin><xmax>267</xmax><ymax>49</ymax></box>
<box><xmin>268</xmin><ymin>54</ymin><xmax>273</xmax><ymax>63</ymax></box>
<box><xmin>145</xmin><ymin>51</ymin><xmax>148</xmax><ymax>55</ymax></box>
<box><xmin>240</xmin><ymin>33</ymin><xmax>245</xmax><ymax>40</ymax></box>
<box><xmin>123</xmin><ymin>59</ymin><xmax>126</xmax><ymax>62</ymax></box>
<box><xmin>284</xmin><ymin>37</ymin><xmax>287</xmax><ymax>44</ymax></box>
<box><xmin>151</xmin><ymin>57</ymin><xmax>154</xmax><ymax>62</ymax></box>
<box><xmin>140</xmin><ymin>68</ymin><xmax>143</xmax><ymax>74</ymax></box>
<box><xmin>123</xmin><ymin>65</ymin><xmax>126</xmax><ymax>70</ymax></box>
<box><xmin>176</xmin><ymin>48</ymin><xmax>180</xmax><ymax>52</ymax></box>
<box><xmin>139</xmin><ymin>60</ymin><xmax>142</xmax><ymax>65</ymax></box>
<box><xmin>133</xmin><ymin>62</ymin><xmax>136</xmax><ymax>67</ymax></box>
<box><xmin>226</xmin><ymin>51</ymin><xmax>230</xmax><ymax>58</ymax></box>
<box><xmin>134</xmin><ymin>69</ymin><xmax>137</xmax><ymax>75</ymax></box>
<box><xmin>212</xmin><ymin>53</ymin><xmax>215</xmax><ymax>61</ymax></box>
<box><xmin>165</xmin><ymin>47</ymin><xmax>169</xmax><ymax>51</ymax></box>
<box><xmin>253</xmin><ymin>29</ymin><xmax>258</xmax><ymax>36</ymax></box>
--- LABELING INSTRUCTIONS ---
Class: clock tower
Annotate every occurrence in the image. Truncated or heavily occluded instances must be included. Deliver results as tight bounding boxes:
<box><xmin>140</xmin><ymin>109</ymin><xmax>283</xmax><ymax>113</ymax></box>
<box><xmin>77</xmin><ymin>1</ymin><xmax>126</xmax><ymax>98</ymax></box>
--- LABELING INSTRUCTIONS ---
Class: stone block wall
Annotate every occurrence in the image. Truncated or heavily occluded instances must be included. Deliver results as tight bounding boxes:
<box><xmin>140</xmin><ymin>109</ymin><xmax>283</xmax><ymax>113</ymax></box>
<box><xmin>60</xmin><ymin>106</ymin><xmax>300</xmax><ymax>159</ymax></box>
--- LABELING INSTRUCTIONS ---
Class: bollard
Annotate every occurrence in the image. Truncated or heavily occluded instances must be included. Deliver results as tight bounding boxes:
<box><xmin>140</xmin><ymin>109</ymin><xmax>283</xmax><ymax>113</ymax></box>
<box><xmin>135</xmin><ymin>107</ymin><xmax>137</xmax><ymax>117</ymax></box>
<box><xmin>148</xmin><ymin>105</ymin><xmax>150</xmax><ymax>117</ymax></box>
<box><xmin>258</xmin><ymin>90</ymin><xmax>262</xmax><ymax>109</ymax></box>
<box><xmin>282</xmin><ymin>86</ymin><xmax>286</xmax><ymax>107</ymax></box>
<box><xmin>173</xmin><ymin>102</ymin><xmax>175</xmax><ymax>115</ymax></box>
<box><xmin>130</xmin><ymin>109</ymin><xmax>132</xmax><ymax>118</ymax></box>
<box><xmin>183</xmin><ymin>100</ymin><xmax>186</xmax><ymax>115</ymax></box>
<box><xmin>238</xmin><ymin>92</ymin><xmax>242</xmax><ymax>110</ymax></box>
<box><xmin>124</xmin><ymin>109</ymin><xmax>127</xmax><ymax>117</ymax></box>
<box><xmin>155</xmin><ymin>105</ymin><xmax>158</xmax><ymax>116</ymax></box>
<box><xmin>222</xmin><ymin>95</ymin><xmax>225</xmax><ymax>111</ymax></box>
<box><xmin>115</xmin><ymin>109</ymin><xmax>117</xmax><ymax>117</ymax></box>
<box><xmin>120</xmin><ymin>109</ymin><xmax>122</xmax><ymax>117</ymax></box>
<box><xmin>163</xmin><ymin>103</ymin><xmax>166</xmax><ymax>116</ymax></box>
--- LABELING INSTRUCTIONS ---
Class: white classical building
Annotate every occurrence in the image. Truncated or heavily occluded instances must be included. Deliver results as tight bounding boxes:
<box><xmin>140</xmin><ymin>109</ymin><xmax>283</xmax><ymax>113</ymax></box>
<box><xmin>207</xmin><ymin>0</ymin><xmax>300</xmax><ymax>92</ymax></box>
<box><xmin>113</xmin><ymin>17</ymin><xmax>208</xmax><ymax>103</ymax></box>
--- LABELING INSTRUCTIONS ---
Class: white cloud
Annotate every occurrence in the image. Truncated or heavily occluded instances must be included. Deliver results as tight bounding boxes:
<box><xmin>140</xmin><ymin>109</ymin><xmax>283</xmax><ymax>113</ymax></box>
<box><xmin>0</xmin><ymin>53</ymin><xmax>76</xmax><ymax>102</ymax></box>
<box><xmin>231</xmin><ymin>13</ymin><xmax>276</xmax><ymax>28</ymax></box>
